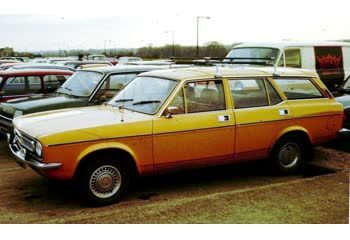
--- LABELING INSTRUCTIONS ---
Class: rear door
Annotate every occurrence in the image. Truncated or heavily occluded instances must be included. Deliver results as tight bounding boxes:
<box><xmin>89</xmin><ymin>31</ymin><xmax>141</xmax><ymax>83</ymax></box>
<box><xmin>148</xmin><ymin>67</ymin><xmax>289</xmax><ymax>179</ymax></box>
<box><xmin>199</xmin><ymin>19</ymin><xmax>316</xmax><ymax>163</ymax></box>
<box><xmin>230</xmin><ymin>78</ymin><xmax>290</xmax><ymax>161</ymax></box>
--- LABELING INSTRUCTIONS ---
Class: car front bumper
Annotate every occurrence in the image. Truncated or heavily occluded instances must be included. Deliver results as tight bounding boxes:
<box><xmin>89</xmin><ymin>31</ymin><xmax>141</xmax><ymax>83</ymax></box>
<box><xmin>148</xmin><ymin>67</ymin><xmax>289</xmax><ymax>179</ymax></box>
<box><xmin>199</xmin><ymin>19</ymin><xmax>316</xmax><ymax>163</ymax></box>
<box><xmin>8</xmin><ymin>133</ymin><xmax>62</xmax><ymax>171</ymax></box>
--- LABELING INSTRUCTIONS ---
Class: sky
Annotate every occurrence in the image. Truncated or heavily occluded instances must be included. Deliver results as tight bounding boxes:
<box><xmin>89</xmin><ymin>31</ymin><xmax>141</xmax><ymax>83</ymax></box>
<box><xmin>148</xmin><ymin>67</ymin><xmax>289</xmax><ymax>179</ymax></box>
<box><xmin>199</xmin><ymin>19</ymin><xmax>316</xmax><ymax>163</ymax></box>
<box><xmin>1</xmin><ymin>0</ymin><xmax>350</xmax><ymax>52</ymax></box>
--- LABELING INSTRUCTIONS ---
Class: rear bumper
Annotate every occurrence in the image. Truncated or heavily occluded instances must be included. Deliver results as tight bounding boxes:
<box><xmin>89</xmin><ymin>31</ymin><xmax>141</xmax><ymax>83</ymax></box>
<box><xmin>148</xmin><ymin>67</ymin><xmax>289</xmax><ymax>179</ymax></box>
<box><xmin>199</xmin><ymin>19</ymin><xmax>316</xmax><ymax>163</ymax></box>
<box><xmin>337</xmin><ymin>128</ymin><xmax>350</xmax><ymax>137</ymax></box>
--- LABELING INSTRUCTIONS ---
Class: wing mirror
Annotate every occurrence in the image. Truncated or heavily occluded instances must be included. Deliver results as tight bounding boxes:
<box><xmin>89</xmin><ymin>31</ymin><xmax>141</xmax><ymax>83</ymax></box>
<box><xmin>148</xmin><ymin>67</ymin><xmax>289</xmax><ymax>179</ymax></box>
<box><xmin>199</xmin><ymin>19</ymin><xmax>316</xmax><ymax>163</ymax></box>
<box><xmin>163</xmin><ymin>106</ymin><xmax>180</xmax><ymax>119</ymax></box>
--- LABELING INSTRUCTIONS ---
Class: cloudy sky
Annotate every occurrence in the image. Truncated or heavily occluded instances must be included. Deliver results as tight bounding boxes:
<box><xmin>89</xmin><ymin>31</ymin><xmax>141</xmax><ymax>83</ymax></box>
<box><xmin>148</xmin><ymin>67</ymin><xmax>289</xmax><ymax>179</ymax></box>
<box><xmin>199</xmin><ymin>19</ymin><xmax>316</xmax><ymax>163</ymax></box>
<box><xmin>1</xmin><ymin>0</ymin><xmax>349</xmax><ymax>51</ymax></box>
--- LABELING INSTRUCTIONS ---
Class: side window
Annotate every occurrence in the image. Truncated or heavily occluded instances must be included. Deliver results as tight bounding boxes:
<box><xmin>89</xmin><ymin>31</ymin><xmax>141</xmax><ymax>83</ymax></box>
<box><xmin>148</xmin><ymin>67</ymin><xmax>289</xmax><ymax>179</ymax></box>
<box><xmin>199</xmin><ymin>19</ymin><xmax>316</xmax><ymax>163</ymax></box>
<box><xmin>274</xmin><ymin>78</ymin><xmax>324</xmax><ymax>99</ymax></box>
<box><xmin>265</xmin><ymin>80</ymin><xmax>282</xmax><ymax>105</ymax></box>
<box><xmin>27</xmin><ymin>76</ymin><xmax>42</xmax><ymax>93</ymax></box>
<box><xmin>285</xmin><ymin>49</ymin><xmax>301</xmax><ymax>68</ymax></box>
<box><xmin>3</xmin><ymin>77</ymin><xmax>26</xmax><ymax>94</ymax></box>
<box><xmin>184</xmin><ymin>80</ymin><xmax>225</xmax><ymax>113</ymax></box>
<box><xmin>168</xmin><ymin>88</ymin><xmax>185</xmax><ymax>115</ymax></box>
<box><xmin>93</xmin><ymin>73</ymin><xmax>138</xmax><ymax>103</ymax></box>
<box><xmin>44</xmin><ymin>75</ymin><xmax>61</xmax><ymax>93</ymax></box>
<box><xmin>229</xmin><ymin>79</ymin><xmax>268</xmax><ymax>109</ymax></box>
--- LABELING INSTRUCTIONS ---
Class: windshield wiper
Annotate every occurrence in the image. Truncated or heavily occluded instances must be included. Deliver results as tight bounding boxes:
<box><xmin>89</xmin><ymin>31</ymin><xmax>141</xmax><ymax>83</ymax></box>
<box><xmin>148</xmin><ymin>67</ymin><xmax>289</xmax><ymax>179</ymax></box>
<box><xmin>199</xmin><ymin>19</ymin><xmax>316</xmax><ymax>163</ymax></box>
<box><xmin>114</xmin><ymin>98</ymin><xmax>134</xmax><ymax>103</ymax></box>
<box><xmin>132</xmin><ymin>100</ymin><xmax>161</xmax><ymax>105</ymax></box>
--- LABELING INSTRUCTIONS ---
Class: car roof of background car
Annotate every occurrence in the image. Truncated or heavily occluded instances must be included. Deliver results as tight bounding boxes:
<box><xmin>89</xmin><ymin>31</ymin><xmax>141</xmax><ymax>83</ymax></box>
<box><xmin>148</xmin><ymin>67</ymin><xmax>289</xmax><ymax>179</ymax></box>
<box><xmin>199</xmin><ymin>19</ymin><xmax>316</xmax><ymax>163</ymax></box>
<box><xmin>139</xmin><ymin>66</ymin><xmax>318</xmax><ymax>81</ymax></box>
<box><xmin>12</xmin><ymin>64</ymin><xmax>75</xmax><ymax>71</ymax></box>
<box><xmin>233</xmin><ymin>41</ymin><xmax>350</xmax><ymax>49</ymax></box>
<box><xmin>77</xmin><ymin>65</ymin><xmax>177</xmax><ymax>74</ymax></box>
<box><xmin>0</xmin><ymin>68</ymin><xmax>74</xmax><ymax>76</ymax></box>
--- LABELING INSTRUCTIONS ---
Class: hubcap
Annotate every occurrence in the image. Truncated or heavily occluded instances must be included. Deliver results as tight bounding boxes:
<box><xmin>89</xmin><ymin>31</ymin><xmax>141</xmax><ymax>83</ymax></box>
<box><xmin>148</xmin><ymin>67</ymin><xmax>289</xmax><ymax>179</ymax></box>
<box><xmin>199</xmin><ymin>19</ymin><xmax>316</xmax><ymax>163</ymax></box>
<box><xmin>278</xmin><ymin>142</ymin><xmax>300</xmax><ymax>168</ymax></box>
<box><xmin>89</xmin><ymin>165</ymin><xmax>122</xmax><ymax>199</ymax></box>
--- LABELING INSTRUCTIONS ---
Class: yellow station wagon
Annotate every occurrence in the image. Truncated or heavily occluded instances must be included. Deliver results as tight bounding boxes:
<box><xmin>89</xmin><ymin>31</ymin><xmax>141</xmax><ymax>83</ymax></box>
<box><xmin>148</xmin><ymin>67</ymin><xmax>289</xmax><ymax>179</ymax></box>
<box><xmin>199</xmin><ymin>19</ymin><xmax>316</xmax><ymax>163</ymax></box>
<box><xmin>9</xmin><ymin>66</ymin><xmax>344</xmax><ymax>205</ymax></box>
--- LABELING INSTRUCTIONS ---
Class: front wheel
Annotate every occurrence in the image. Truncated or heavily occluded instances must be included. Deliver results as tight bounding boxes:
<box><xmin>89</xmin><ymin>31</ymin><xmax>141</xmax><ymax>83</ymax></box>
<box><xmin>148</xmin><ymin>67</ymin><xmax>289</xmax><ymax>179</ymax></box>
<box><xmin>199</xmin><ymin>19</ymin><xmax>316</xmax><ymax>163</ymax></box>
<box><xmin>76</xmin><ymin>159</ymin><xmax>129</xmax><ymax>206</ymax></box>
<box><xmin>271</xmin><ymin>135</ymin><xmax>309</xmax><ymax>174</ymax></box>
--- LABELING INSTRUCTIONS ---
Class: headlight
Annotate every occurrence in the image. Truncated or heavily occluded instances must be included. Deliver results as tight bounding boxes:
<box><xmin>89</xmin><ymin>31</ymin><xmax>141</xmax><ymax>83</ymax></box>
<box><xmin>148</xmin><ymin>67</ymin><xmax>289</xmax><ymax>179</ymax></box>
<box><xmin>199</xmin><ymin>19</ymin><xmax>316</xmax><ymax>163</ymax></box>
<box><xmin>35</xmin><ymin>142</ymin><xmax>42</xmax><ymax>157</ymax></box>
<box><xmin>13</xmin><ymin>110</ymin><xmax>23</xmax><ymax>118</ymax></box>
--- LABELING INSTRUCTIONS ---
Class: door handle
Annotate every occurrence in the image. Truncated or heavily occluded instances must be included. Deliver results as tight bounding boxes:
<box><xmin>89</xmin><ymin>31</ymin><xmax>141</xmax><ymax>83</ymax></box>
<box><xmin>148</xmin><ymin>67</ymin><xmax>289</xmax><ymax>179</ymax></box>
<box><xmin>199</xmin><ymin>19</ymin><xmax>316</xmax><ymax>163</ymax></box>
<box><xmin>279</xmin><ymin>109</ymin><xmax>289</xmax><ymax>116</ymax></box>
<box><xmin>218</xmin><ymin>115</ymin><xmax>230</xmax><ymax>122</ymax></box>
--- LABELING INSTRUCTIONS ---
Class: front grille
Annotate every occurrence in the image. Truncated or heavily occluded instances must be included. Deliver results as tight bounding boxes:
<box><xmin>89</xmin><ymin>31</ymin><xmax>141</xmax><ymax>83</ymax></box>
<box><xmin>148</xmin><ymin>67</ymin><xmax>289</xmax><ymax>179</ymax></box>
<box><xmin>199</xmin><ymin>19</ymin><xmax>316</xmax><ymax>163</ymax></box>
<box><xmin>14</xmin><ymin>129</ymin><xmax>35</xmax><ymax>152</ymax></box>
<box><xmin>0</xmin><ymin>114</ymin><xmax>12</xmax><ymax>126</ymax></box>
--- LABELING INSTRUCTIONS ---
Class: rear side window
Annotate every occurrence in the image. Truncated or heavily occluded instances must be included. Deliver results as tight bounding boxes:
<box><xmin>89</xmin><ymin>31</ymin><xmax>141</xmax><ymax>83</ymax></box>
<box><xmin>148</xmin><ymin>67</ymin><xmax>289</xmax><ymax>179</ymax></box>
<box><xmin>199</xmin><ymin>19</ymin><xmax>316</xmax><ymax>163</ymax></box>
<box><xmin>229</xmin><ymin>79</ymin><xmax>269</xmax><ymax>109</ymax></box>
<box><xmin>44</xmin><ymin>75</ymin><xmax>70</xmax><ymax>93</ymax></box>
<box><xmin>265</xmin><ymin>80</ymin><xmax>282</xmax><ymax>105</ymax></box>
<box><xmin>274</xmin><ymin>79</ymin><xmax>324</xmax><ymax>99</ymax></box>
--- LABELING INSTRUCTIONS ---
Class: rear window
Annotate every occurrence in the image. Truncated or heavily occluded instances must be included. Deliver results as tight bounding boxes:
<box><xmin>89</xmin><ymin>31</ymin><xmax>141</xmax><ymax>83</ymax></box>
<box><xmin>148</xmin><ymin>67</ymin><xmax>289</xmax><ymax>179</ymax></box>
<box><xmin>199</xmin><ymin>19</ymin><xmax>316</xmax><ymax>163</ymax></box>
<box><xmin>274</xmin><ymin>79</ymin><xmax>324</xmax><ymax>99</ymax></box>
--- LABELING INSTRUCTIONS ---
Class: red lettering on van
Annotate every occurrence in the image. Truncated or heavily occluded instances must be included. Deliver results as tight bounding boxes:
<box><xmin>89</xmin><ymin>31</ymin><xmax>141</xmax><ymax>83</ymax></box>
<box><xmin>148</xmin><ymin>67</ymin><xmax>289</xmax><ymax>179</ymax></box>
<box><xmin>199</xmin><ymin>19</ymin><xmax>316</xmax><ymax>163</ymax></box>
<box><xmin>316</xmin><ymin>54</ymin><xmax>342</xmax><ymax>69</ymax></box>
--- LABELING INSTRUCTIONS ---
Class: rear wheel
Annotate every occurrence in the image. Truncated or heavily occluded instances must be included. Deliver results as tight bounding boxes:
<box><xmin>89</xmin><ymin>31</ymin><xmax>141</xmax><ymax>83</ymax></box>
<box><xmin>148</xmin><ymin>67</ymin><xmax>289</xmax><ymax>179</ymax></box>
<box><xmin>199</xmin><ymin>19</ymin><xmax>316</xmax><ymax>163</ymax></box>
<box><xmin>76</xmin><ymin>158</ymin><xmax>129</xmax><ymax>206</ymax></box>
<box><xmin>271</xmin><ymin>135</ymin><xmax>309</xmax><ymax>174</ymax></box>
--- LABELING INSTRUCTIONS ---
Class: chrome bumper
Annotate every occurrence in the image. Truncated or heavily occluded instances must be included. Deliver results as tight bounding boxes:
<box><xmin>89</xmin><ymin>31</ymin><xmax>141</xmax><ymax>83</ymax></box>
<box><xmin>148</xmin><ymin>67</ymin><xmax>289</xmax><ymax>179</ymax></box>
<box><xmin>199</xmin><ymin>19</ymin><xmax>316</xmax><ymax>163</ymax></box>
<box><xmin>337</xmin><ymin>128</ymin><xmax>350</xmax><ymax>137</ymax></box>
<box><xmin>8</xmin><ymin>134</ymin><xmax>62</xmax><ymax>171</ymax></box>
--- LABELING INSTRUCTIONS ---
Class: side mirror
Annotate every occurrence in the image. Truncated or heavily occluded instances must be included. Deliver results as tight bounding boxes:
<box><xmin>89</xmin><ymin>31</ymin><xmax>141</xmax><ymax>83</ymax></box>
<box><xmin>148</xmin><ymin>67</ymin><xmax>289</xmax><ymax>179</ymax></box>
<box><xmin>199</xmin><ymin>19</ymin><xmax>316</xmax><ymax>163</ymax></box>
<box><xmin>337</xmin><ymin>86</ymin><xmax>350</xmax><ymax>95</ymax></box>
<box><xmin>163</xmin><ymin>106</ymin><xmax>180</xmax><ymax>119</ymax></box>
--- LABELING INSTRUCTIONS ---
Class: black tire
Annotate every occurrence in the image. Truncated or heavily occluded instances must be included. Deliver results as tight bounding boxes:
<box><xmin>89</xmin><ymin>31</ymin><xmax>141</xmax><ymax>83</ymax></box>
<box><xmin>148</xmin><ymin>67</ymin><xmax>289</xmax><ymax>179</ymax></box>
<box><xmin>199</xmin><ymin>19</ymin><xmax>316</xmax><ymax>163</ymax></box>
<box><xmin>75</xmin><ymin>157</ymin><xmax>129</xmax><ymax>206</ymax></box>
<box><xmin>271</xmin><ymin>135</ymin><xmax>309</xmax><ymax>174</ymax></box>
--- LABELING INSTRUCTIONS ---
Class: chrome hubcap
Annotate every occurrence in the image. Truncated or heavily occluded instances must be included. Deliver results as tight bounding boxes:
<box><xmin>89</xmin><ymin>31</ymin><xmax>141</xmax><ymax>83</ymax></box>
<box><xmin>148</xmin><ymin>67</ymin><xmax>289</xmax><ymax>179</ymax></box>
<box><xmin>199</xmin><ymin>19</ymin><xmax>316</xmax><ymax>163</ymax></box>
<box><xmin>89</xmin><ymin>165</ymin><xmax>121</xmax><ymax>199</ymax></box>
<box><xmin>279</xmin><ymin>142</ymin><xmax>300</xmax><ymax>168</ymax></box>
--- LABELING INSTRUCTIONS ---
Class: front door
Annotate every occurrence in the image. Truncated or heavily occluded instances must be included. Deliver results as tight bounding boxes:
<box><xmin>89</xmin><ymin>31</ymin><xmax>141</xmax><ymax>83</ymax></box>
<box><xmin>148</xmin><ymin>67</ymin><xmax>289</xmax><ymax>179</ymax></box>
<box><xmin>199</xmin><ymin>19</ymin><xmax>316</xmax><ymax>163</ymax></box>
<box><xmin>152</xmin><ymin>79</ymin><xmax>236</xmax><ymax>171</ymax></box>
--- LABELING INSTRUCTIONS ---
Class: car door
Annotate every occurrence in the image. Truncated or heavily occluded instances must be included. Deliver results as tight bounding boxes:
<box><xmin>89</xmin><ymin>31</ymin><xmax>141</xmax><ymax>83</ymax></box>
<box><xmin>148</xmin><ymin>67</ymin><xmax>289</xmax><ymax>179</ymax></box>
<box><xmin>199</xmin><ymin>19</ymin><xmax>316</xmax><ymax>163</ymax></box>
<box><xmin>230</xmin><ymin>78</ymin><xmax>290</xmax><ymax>161</ymax></box>
<box><xmin>152</xmin><ymin>79</ymin><xmax>236</xmax><ymax>171</ymax></box>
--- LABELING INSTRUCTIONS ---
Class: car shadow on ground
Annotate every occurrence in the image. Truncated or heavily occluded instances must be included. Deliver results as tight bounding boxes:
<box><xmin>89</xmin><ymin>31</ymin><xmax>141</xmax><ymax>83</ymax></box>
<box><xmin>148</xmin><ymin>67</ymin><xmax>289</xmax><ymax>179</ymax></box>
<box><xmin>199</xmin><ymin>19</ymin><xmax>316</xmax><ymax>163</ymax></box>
<box><xmin>13</xmin><ymin>158</ymin><xmax>338</xmax><ymax>208</ymax></box>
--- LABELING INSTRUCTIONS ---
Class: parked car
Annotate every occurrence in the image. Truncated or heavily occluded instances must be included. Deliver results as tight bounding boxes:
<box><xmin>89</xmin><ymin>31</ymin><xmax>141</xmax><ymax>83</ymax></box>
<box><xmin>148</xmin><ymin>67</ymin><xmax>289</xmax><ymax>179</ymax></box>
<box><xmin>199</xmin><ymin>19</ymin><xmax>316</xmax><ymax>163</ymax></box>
<box><xmin>60</xmin><ymin>61</ymin><xmax>113</xmax><ymax>69</ymax></box>
<box><xmin>9</xmin><ymin>63</ymin><xmax>75</xmax><ymax>72</ymax></box>
<box><xmin>0</xmin><ymin>65</ymin><xmax>174</xmax><ymax>136</ymax></box>
<box><xmin>87</xmin><ymin>55</ymin><xmax>108</xmax><ymax>61</ymax></box>
<box><xmin>0</xmin><ymin>60</ymin><xmax>22</xmax><ymax>65</ymax></box>
<box><xmin>118</xmin><ymin>56</ymin><xmax>143</xmax><ymax>65</ymax></box>
<box><xmin>0</xmin><ymin>69</ymin><xmax>73</xmax><ymax>103</ymax></box>
<box><xmin>107</xmin><ymin>57</ymin><xmax>118</xmax><ymax>65</ymax></box>
<box><xmin>1</xmin><ymin>57</ymin><xmax>30</xmax><ymax>62</ymax></box>
<box><xmin>336</xmin><ymin>75</ymin><xmax>350</xmax><ymax>129</ymax></box>
<box><xmin>9</xmin><ymin>66</ymin><xmax>344</xmax><ymax>205</ymax></box>
<box><xmin>0</xmin><ymin>62</ymin><xmax>23</xmax><ymax>71</ymax></box>
<box><xmin>226</xmin><ymin>41</ymin><xmax>350</xmax><ymax>91</ymax></box>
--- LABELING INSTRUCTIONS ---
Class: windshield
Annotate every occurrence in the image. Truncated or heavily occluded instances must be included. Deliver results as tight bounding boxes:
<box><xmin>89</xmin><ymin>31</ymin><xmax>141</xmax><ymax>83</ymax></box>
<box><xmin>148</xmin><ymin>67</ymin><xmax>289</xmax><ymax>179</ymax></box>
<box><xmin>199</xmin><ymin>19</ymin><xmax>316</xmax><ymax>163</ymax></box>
<box><xmin>56</xmin><ymin>71</ymin><xmax>103</xmax><ymax>97</ymax></box>
<box><xmin>110</xmin><ymin>76</ymin><xmax>178</xmax><ymax>115</ymax></box>
<box><xmin>226</xmin><ymin>47</ymin><xmax>279</xmax><ymax>65</ymax></box>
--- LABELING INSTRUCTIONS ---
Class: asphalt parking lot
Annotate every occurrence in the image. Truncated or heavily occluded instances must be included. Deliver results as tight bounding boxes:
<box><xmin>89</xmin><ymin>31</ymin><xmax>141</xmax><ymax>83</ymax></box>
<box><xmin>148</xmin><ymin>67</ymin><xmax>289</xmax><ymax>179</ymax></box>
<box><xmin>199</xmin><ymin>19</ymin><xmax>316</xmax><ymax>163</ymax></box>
<box><xmin>0</xmin><ymin>134</ymin><xmax>348</xmax><ymax>224</ymax></box>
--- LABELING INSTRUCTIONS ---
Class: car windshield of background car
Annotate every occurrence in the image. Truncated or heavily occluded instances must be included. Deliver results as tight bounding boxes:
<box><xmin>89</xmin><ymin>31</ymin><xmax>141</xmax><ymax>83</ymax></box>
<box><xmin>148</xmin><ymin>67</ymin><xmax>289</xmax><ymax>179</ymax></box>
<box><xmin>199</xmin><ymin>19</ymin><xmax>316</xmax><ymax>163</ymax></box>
<box><xmin>110</xmin><ymin>76</ymin><xmax>178</xmax><ymax>115</ymax></box>
<box><xmin>226</xmin><ymin>47</ymin><xmax>279</xmax><ymax>65</ymax></box>
<box><xmin>56</xmin><ymin>71</ymin><xmax>103</xmax><ymax>97</ymax></box>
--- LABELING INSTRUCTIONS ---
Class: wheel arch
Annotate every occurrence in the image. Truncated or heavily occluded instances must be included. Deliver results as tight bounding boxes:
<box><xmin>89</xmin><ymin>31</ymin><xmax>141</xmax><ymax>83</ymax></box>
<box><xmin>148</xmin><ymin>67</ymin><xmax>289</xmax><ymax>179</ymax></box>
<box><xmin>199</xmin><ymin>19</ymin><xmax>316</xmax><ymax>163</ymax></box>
<box><xmin>272</xmin><ymin>126</ymin><xmax>312</xmax><ymax>153</ymax></box>
<box><xmin>74</xmin><ymin>142</ymin><xmax>140</xmax><ymax>179</ymax></box>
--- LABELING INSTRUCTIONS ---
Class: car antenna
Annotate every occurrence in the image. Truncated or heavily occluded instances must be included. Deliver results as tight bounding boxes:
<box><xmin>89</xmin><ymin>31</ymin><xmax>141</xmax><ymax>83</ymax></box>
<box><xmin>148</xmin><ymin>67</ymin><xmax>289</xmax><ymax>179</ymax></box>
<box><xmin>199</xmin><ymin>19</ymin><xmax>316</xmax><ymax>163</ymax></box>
<box><xmin>118</xmin><ymin>104</ymin><xmax>125</xmax><ymax>122</ymax></box>
<box><xmin>215</xmin><ymin>64</ymin><xmax>222</xmax><ymax>78</ymax></box>
<box><xmin>273</xmin><ymin>64</ymin><xmax>280</xmax><ymax>77</ymax></box>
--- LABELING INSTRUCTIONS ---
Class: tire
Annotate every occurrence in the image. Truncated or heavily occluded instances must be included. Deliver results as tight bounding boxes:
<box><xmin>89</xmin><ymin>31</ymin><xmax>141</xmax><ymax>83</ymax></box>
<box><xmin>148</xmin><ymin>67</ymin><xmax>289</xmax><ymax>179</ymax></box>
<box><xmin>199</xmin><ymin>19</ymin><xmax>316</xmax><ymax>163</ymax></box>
<box><xmin>271</xmin><ymin>135</ymin><xmax>309</xmax><ymax>174</ymax></box>
<box><xmin>76</xmin><ymin>158</ymin><xmax>129</xmax><ymax>206</ymax></box>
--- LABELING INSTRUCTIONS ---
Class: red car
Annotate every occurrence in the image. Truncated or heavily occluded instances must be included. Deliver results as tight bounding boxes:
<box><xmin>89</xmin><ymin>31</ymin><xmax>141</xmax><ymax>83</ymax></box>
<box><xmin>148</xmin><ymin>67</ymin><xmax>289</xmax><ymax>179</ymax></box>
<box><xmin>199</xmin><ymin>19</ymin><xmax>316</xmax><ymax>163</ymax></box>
<box><xmin>0</xmin><ymin>69</ymin><xmax>73</xmax><ymax>102</ymax></box>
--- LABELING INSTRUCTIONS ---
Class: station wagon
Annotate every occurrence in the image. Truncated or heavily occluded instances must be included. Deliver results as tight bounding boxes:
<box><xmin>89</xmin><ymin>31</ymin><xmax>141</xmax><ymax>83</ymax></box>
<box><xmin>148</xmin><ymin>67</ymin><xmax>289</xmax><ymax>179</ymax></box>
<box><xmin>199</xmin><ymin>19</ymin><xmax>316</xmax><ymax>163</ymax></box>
<box><xmin>9</xmin><ymin>66</ymin><xmax>344</xmax><ymax>205</ymax></box>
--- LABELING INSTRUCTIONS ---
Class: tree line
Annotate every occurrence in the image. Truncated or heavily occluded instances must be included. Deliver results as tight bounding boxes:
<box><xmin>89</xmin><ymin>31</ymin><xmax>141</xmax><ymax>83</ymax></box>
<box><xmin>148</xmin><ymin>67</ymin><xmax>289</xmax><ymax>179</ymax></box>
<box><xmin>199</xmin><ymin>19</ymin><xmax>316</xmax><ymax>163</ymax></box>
<box><xmin>2</xmin><ymin>41</ymin><xmax>237</xmax><ymax>59</ymax></box>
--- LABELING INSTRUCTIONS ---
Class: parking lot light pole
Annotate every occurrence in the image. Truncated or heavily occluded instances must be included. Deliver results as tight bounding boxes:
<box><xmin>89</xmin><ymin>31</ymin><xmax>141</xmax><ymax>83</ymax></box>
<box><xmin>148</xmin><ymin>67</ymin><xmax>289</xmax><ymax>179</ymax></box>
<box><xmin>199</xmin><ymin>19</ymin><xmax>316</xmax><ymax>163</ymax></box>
<box><xmin>164</xmin><ymin>31</ymin><xmax>175</xmax><ymax>57</ymax></box>
<box><xmin>196</xmin><ymin>16</ymin><xmax>211</xmax><ymax>58</ymax></box>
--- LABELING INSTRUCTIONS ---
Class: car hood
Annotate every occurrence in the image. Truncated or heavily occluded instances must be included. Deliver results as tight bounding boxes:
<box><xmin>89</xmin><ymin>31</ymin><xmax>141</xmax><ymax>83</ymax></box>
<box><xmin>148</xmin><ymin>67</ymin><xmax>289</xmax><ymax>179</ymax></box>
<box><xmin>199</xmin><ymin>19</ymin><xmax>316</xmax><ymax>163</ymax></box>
<box><xmin>13</xmin><ymin>105</ymin><xmax>154</xmax><ymax>146</ymax></box>
<box><xmin>336</xmin><ymin>95</ymin><xmax>350</xmax><ymax>108</ymax></box>
<box><xmin>1</xmin><ymin>95</ymin><xmax>87</xmax><ymax>116</ymax></box>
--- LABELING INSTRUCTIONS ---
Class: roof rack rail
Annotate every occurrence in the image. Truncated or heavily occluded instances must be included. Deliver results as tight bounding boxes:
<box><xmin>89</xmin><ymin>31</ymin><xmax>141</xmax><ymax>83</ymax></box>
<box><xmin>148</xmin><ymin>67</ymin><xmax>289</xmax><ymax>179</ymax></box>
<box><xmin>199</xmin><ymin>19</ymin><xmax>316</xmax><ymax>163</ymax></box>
<box><xmin>170</xmin><ymin>57</ymin><xmax>275</xmax><ymax>66</ymax></box>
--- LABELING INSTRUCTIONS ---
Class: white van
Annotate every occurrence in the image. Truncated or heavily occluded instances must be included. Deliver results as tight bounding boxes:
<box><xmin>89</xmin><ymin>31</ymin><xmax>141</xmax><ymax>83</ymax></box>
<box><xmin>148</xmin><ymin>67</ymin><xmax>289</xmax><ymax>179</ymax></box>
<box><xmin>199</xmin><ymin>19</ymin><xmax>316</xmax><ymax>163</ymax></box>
<box><xmin>226</xmin><ymin>41</ymin><xmax>350</xmax><ymax>91</ymax></box>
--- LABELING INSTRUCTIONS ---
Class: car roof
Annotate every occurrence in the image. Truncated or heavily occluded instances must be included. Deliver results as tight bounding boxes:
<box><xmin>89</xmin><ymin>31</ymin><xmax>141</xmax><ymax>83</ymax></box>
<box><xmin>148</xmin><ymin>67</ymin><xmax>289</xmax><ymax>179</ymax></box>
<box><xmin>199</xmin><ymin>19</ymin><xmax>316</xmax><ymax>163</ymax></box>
<box><xmin>139</xmin><ymin>66</ymin><xmax>318</xmax><ymax>81</ymax></box>
<box><xmin>76</xmin><ymin>65</ymin><xmax>175</xmax><ymax>74</ymax></box>
<box><xmin>232</xmin><ymin>41</ymin><xmax>350</xmax><ymax>49</ymax></box>
<box><xmin>0</xmin><ymin>68</ymin><xmax>74</xmax><ymax>76</ymax></box>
